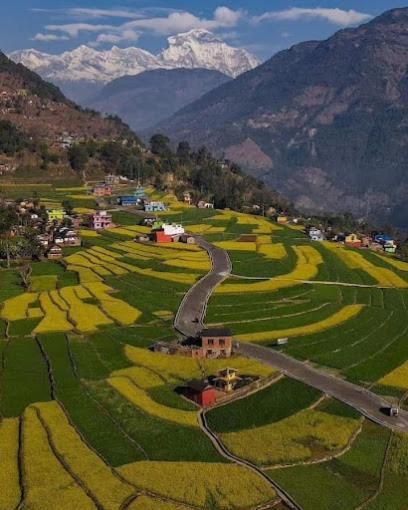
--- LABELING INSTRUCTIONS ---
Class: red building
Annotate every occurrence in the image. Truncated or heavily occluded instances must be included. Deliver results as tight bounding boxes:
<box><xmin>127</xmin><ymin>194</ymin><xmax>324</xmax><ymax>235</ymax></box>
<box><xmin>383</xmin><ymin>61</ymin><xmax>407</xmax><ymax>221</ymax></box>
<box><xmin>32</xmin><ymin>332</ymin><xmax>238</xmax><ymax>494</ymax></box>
<box><xmin>153</xmin><ymin>231</ymin><xmax>173</xmax><ymax>243</ymax></box>
<box><xmin>93</xmin><ymin>184</ymin><xmax>112</xmax><ymax>197</ymax></box>
<box><xmin>185</xmin><ymin>380</ymin><xmax>217</xmax><ymax>407</ymax></box>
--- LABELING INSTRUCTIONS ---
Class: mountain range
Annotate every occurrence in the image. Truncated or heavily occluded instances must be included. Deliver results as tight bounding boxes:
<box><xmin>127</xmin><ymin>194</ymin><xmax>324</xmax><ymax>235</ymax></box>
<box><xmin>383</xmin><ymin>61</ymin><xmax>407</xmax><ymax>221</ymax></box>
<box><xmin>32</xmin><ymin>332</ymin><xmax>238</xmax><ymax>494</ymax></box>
<box><xmin>10</xmin><ymin>30</ymin><xmax>259</xmax><ymax>103</ymax></box>
<box><xmin>86</xmin><ymin>68</ymin><xmax>231</xmax><ymax>132</ymax></box>
<box><xmin>155</xmin><ymin>8</ymin><xmax>408</xmax><ymax>229</ymax></box>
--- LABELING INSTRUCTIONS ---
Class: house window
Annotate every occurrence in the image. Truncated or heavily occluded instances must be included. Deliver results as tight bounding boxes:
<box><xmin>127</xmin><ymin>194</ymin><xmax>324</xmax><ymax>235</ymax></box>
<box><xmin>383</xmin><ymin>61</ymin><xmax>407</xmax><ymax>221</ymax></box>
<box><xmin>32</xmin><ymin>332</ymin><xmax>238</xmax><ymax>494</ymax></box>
<box><xmin>206</xmin><ymin>349</ymin><xmax>213</xmax><ymax>357</ymax></box>
<box><xmin>208</xmin><ymin>339</ymin><xmax>214</xmax><ymax>346</ymax></box>
<box><xmin>219</xmin><ymin>339</ymin><xmax>225</xmax><ymax>347</ymax></box>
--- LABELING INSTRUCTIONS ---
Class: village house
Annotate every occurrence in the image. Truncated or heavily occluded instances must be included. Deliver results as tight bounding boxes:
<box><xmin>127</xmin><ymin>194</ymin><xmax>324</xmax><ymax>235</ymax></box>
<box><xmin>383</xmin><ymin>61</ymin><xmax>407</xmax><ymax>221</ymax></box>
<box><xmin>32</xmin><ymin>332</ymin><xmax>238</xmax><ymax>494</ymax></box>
<box><xmin>184</xmin><ymin>380</ymin><xmax>216</xmax><ymax>407</ymax></box>
<box><xmin>183</xmin><ymin>192</ymin><xmax>193</xmax><ymax>205</ymax></box>
<box><xmin>54</xmin><ymin>227</ymin><xmax>81</xmax><ymax>247</ymax></box>
<box><xmin>37</xmin><ymin>233</ymin><xmax>51</xmax><ymax>247</ymax></box>
<box><xmin>47</xmin><ymin>208</ymin><xmax>66</xmax><ymax>223</ymax></box>
<box><xmin>117</xmin><ymin>195</ymin><xmax>138</xmax><ymax>207</ymax></box>
<box><xmin>144</xmin><ymin>201</ymin><xmax>167</xmax><ymax>212</ymax></box>
<box><xmin>345</xmin><ymin>233</ymin><xmax>362</xmax><ymax>248</ymax></box>
<box><xmin>105</xmin><ymin>174</ymin><xmax>121</xmax><ymax>185</ymax></box>
<box><xmin>152</xmin><ymin>222</ymin><xmax>185</xmax><ymax>243</ymax></box>
<box><xmin>308</xmin><ymin>227</ymin><xmax>325</xmax><ymax>241</ymax></box>
<box><xmin>93</xmin><ymin>184</ymin><xmax>113</xmax><ymax>197</ymax></box>
<box><xmin>154</xmin><ymin>328</ymin><xmax>233</xmax><ymax>359</ymax></box>
<box><xmin>384</xmin><ymin>240</ymin><xmax>397</xmax><ymax>254</ymax></box>
<box><xmin>134</xmin><ymin>186</ymin><xmax>146</xmax><ymax>203</ymax></box>
<box><xmin>46</xmin><ymin>245</ymin><xmax>63</xmax><ymax>259</ymax></box>
<box><xmin>91</xmin><ymin>211</ymin><xmax>113</xmax><ymax>230</ymax></box>
<box><xmin>277</xmin><ymin>215</ymin><xmax>288</xmax><ymax>224</ymax></box>
<box><xmin>197</xmin><ymin>200</ymin><xmax>214</xmax><ymax>209</ymax></box>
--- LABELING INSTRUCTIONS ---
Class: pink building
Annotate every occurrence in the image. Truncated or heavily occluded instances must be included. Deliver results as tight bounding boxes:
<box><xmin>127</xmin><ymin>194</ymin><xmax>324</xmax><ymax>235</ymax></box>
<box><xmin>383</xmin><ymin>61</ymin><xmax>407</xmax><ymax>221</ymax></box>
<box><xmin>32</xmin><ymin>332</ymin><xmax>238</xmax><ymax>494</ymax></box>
<box><xmin>91</xmin><ymin>211</ymin><xmax>113</xmax><ymax>230</ymax></box>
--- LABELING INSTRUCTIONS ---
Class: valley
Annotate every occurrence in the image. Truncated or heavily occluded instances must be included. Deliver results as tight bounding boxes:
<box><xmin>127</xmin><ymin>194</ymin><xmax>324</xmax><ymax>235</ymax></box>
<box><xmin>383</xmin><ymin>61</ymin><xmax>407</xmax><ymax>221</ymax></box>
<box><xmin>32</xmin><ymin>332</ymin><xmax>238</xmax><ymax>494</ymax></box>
<box><xmin>0</xmin><ymin>183</ymin><xmax>407</xmax><ymax>509</ymax></box>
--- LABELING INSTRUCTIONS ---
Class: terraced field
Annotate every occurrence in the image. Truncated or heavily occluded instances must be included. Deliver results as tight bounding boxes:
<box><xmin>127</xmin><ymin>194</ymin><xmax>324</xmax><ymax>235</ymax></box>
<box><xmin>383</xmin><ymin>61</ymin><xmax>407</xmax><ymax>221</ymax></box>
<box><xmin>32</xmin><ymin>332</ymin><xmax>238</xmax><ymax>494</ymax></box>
<box><xmin>1</xmin><ymin>185</ymin><xmax>408</xmax><ymax>509</ymax></box>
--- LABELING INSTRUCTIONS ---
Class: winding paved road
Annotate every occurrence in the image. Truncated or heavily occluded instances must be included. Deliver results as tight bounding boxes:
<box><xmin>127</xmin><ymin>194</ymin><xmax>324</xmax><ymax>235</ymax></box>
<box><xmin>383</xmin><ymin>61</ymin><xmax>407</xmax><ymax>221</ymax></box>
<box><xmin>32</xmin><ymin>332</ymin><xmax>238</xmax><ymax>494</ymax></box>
<box><xmin>176</xmin><ymin>238</ymin><xmax>408</xmax><ymax>433</ymax></box>
<box><xmin>174</xmin><ymin>237</ymin><xmax>232</xmax><ymax>337</ymax></box>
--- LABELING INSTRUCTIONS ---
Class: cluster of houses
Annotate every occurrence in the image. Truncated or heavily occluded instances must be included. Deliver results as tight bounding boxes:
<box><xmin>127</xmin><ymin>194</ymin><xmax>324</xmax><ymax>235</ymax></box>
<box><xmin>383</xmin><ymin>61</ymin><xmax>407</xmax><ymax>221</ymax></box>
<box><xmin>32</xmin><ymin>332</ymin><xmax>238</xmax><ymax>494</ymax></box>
<box><xmin>307</xmin><ymin>226</ymin><xmax>398</xmax><ymax>254</ymax></box>
<box><xmin>154</xmin><ymin>328</ymin><xmax>244</xmax><ymax>407</ymax></box>
<box><xmin>150</xmin><ymin>221</ymin><xmax>188</xmax><ymax>243</ymax></box>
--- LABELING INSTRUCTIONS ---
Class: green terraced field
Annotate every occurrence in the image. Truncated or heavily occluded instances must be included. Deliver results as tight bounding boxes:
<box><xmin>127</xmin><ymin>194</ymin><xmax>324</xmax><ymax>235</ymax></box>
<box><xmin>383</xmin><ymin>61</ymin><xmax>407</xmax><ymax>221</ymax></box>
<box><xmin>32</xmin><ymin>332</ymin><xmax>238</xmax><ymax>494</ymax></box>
<box><xmin>0</xmin><ymin>198</ymin><xmax>408</xmax><ymax>509</ymax></box>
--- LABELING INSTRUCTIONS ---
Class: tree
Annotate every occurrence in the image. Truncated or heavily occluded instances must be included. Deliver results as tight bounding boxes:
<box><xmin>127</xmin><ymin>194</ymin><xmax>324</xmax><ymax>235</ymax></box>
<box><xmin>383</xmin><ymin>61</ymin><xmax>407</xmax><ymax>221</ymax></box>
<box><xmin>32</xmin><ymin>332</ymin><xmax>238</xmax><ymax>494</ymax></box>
<box><xmin>20</xmin><ymin>264</ymin><xmax>32</xmax><ymax>289</ymax></box>
<box><xmin>150</xmin><ymin>134</ymin><xmax>171</xmax><ymax>158</ymax></box>
<box><xmin>0</xmin><ymin>120</ymin><xmax>26</xmax><ymax>155</ymax></box>
<box><xmin>68</xmin><ymin>144</ymin><xmax>89</xmax><ymax>172</ymax></box>
<box><xmin>176</xmin><ymin>141</ymin><xmax>191</xmax><ymax>163</ymax></box>
<box><xmin>62</xmin><ymin>200</ymin><xmax>74</xmax><ymax>216</ymax></box>
<box><xmin>0</xmin><ymin>237</ymin><xmax>19</xmax><ymax>268</ymax></box>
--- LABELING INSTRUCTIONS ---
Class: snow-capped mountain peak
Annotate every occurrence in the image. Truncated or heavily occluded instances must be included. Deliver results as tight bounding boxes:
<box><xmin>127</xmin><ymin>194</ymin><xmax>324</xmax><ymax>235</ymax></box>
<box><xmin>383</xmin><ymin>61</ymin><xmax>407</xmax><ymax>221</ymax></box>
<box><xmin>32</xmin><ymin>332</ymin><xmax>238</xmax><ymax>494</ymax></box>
<box><xmin>158</xmin><ymin>29</ymin><xmax>260</xmax><ymax>78</ymax></box>
<box><xmin>9</xmin><ymin>29</ymin><xmax>260</xmax><ymax>90</ymax></box>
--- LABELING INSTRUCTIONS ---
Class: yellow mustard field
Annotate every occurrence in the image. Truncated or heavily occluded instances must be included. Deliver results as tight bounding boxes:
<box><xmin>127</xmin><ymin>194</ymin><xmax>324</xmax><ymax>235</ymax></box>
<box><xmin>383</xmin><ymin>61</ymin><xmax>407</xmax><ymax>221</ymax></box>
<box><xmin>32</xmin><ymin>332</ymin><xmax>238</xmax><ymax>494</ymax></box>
<box><xmin>0</xmin><ymin>418</ymin><xmax>20</xmax><ymax>510</ymax></box>
<box><xmin>118</xmin><ymin>461</ymin><xmax>277</xmax><ymax>509</ymax></box>
<box><xmin>108</xmin><ymin>376</ymin><xmax>198</xmax><ymax>427</ymax></box>
<box><xmin>123</xmin><ymin>345</ymin><xmax>274</xmax><ymax>383</ymax></box>
<box><xmin>23</xmin><ymin>406</ymin><xmax>95</xmax><ymax>510</ymax></box>
<box><xmin>84</xmin><ymin>282</ymin><xmax>142</xmax><ymax>325</ymax></box>
<box><xmin>35</xmin><ymin>402</ymin><xmax>134</xmax><ymax>509</ymax></box>
<box><xmin>214</xmin><ymin>241</ymin><xmax>257</xmax><ymax>251</ymax></box>
<box><xmin>324</xmin><ymin>243</ymin><xmax>408</xmax><ymax>288</ymax></box>
<box><xmin>236</xmin><ymin>304</ymin><xmax>363</xmax><ymax>342</ymax></box>
<box><xmin>1</xmin><ymin>293</ymin><xmax>38</xmax><ymax>321</ymax></box>
<box><xmin>60</xmin><ymin>286</ymin><xmax>113</xmax><ymax>332</ymax></box>
<box><xmin>127</xmin><ymin>496</ymin><xmax>189</xmax><ymax>510</ymax></box>
<box><xmin>220</xmin><ymin>409</ymin><xmax>360</xmax><ymax>466</ymax></box>
<box><xmin>379</xmin><ymin>361</ymin><xmax>408</xmax><ymax>390</ymax></box>
<box><xmin>257</xmin><ymin>242</ymin><xmax>287</xmax><ymax>260</ymax></box>
<box><xmin>373</xmin><ymin>253</ymin><xmax>408</xmax><ymax>272</ymax></box>
<box><xmin>35</xmin><ymin>292</ymin><xmax>73</xmax><ymax>333</ymax></box>
<box><xmin>216</xmin><ymin>245</ymin><xmax>323</xmax><ymax>293</ymax></box>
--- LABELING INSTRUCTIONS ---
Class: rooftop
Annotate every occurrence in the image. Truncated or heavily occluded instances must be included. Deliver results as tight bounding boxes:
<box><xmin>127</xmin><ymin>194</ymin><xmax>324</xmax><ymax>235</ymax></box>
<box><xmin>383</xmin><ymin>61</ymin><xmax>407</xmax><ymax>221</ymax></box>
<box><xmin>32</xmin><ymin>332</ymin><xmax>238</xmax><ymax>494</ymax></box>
<box><xmin>200</xmin><ymin>328</ymin><xmax>233</xmax><ymax>338</ymax></box>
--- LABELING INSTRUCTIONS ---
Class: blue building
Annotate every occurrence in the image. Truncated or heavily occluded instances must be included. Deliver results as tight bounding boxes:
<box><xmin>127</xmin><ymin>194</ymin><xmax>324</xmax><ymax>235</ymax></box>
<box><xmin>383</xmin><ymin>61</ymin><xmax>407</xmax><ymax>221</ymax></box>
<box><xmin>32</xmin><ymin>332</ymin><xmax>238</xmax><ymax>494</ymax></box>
<box><xmin>118</xmin><ymin>196</ymin><xmax>138</xmax><ymax>207</ymax></box>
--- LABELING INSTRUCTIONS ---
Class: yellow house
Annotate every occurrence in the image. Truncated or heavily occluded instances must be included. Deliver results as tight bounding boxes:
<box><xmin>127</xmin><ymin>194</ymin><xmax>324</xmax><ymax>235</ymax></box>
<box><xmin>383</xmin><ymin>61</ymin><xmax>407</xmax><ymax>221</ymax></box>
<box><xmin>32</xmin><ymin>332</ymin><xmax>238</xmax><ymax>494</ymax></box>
<box><xmin>47</xmin><ymin>208</ymin><xmax>66</xmax><ymax>222</ymax></box>
<box><xmin>277</xmin><ymin>215</ymin><xmax>288</xmax><ymax>224</ymax></box>
<box><xmin>345</xmin><ymin>233</ymin><xmax>362</xmax><ymax>247</ymax></box>
<box><xmin>214</xmin><ymin>368</ymin><xmax>241</xmax><ymax>393</ymax></box>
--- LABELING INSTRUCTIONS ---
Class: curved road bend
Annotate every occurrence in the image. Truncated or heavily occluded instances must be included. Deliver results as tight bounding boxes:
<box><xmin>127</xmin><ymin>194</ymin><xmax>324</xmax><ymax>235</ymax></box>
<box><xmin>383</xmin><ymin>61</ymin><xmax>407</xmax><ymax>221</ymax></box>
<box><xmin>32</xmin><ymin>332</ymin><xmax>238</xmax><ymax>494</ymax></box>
<box><xmin>237</xmin><ymin>342</ymin><xmax>408</xmax><ymax>433</ymax></box>
<box><xmin>175</xmin><ymin>238</ymin><xmax>408</xmax><ymax>433</ymax></box>
<box><xmin>174</xmin><ymin>237</ymin><xmax>232</xmax><ymax>338</ymax></box>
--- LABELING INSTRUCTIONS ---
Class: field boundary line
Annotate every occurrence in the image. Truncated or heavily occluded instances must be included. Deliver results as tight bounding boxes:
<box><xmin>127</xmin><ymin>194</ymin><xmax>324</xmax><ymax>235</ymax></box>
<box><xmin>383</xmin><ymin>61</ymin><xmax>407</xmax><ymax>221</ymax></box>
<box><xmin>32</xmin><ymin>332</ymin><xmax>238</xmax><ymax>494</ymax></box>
<box><xmin>198</xmin><ymin>408</ymin><xmax>303</xmax><ymax>510</ymax></box>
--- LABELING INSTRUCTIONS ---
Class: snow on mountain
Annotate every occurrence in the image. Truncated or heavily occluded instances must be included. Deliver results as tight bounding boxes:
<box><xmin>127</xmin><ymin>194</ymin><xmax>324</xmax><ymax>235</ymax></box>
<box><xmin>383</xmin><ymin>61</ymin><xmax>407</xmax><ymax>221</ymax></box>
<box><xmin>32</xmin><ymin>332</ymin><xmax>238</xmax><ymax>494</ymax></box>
<box><xmin>10</xmin><ymin>45</ymin><xmax>160</xmax><ymax>84</ymax></box>
<box><xmin>158</xmin><ymin>29</ymin><xmax>260</xmax><ymax>78</ymax></box>
<box><xmin>9</xmin><ymin>29</ymin><xmax>260</xmax><ymax>85</ymax></box>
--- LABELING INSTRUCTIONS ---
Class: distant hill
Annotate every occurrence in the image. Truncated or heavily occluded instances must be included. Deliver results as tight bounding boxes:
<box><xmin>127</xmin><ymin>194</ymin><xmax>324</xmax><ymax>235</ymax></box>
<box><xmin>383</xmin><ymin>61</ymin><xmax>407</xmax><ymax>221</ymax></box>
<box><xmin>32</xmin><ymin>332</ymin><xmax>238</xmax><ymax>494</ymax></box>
<box><xmin>0</xmin><ymin>50</ymin><xmax>132</xmax><ymax>146</ymax></box>
<box><xmin>87</xmin><ymin>68</ymin><xmax>231</xmax><ymax>132</ymax></box>
<box><xmin>155</xmin><ymin>8</ymin><xmax>408</xmax><ymax>229</ymax></box>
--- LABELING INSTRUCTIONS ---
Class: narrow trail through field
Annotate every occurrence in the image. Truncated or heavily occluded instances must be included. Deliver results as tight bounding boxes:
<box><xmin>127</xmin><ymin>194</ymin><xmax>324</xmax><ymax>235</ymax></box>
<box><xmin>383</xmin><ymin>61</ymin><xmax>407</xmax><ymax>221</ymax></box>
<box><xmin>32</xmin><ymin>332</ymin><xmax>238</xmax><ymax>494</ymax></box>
<box><xmin>230</xmin><ymin>274</ymin><xmax>393</xmax><ymax>289</ymax></box>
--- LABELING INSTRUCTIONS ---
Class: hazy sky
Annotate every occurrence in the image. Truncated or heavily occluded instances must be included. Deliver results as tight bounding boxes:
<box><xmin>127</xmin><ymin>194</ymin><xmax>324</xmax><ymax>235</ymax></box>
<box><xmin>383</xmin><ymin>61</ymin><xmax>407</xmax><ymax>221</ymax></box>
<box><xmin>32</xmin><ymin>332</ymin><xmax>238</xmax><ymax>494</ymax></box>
<box><xmin>2</xmin><ymin>1</ymin><xmax>407</xmax><ymax>59</ymax></box>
